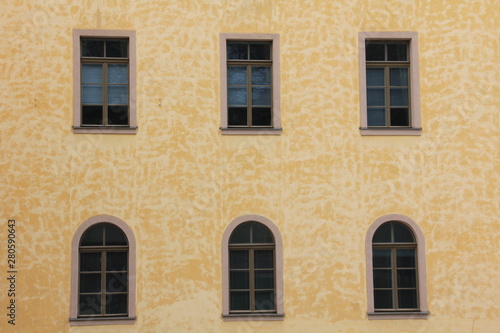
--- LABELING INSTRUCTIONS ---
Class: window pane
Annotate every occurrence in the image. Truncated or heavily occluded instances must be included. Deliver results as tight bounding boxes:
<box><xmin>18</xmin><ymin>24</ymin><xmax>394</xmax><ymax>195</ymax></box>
<box><xmin>79</xmin><ymin>294</ymin><xmax>101</xmax><ymax>315</ymax></box>
<box><xmin>80</xmin><ymin>252</ymin><xmax>101</xmax><ymax>271</ymax></box>
<box><xmin>82</xmin><ymin>39</ymin><xmax>104</xmax><ymax>57</ymax></box>
<box><xmin>393</xmin><ymin>223</ymin><xmax>414</xmax><ymax>242</ymax></box>
<box><xmin>81</xmin><ymin>224</ymin><xmax>104</xmax><ymax>246</ymax></box>
<box><xmin>106</xmin><ymin>252</ymin><xmax>128</xmax><ymax>271</ymax></box>
<box><xmin>390</xmin><ymin>108</ymin><xmax>410</xmax><ymax>126</ymax></box>
<box><xmin>108</xmin><ymin>106</ymin><xmax>129</xmax><ymax>125</ymax></box>
<box><xmin>229</xmin><ymin>250</ymin><xmax>249</xmax><ymax>269</ymax></box>
<box><xmin>108</xmin><ymin>64</ymin><xmax>128</xmax><ymax>84</ymax></box>
<box><xmin>106</xmin><ymin>294</ymin><xmax>127</xmax><ymax>314</ymax></box>
<box><xmin>252</xmin><ymin>107</ymin><xmax>272</xmax><ymax>126</ymax></box>
<box><xmin>250</xmin><ymin>42</ymin><xmax>271</xmax><ymax>60</ymax></box>
<box><xmin>106</xmin><ymin>40</ymin><xmax>128</xmax><ymax>58</ymax></box>
<box><xmin>396</xmin><ymin>249</ymin><xmax>416</xmax><ymax>268</ymax></box>
<box><xmin>105</xmin><ymin>224</ymin><xmax>128</xmax><ymax>245</ymax></box>
<box><xmin>373</xmin><ymin>223</ymin><xmax>391</xmax><ymax>243</ymax></box>
<box><xmin>373</xmin><ymin>269</ymin><xmax>392</xmax><ymax>288</ymax></box>
<box><xmin>228</xmin><ymin>66</ymin><xmax>247</xmax><ymax>85</ymax></box>
<box><xmin>230</xmin><ymin>291</ymin><xmax>250</xmax><ymax>310</ymax></box>
<box><xmin>230</xmin><ymin>223</ymin><xmax>251</xmax><ymax>244</ymax></box>
<box><xmin>252</xmin><ymin>223</ymin><xmax>274</xmax><ymax>243</ymax></box>
<box><xmin>228</xmin><ymin>87</ymin><xmax>247</xmax><ymax>106</ymax></box>
<box><xmin>227</xmin><ymin>42</ymin><xmax>248</xmax><ymax>60</ymax></box>
<box><xmin>397</xmin><ymin>269</ymin><xmax>417</xmax><ymax>288</ymax></box>
<box><xmin>374</xmin><ymin>290</ymin><xmax>393</xmax><ymax>309</ymax></box>
<box><xmin>390</xmin><ymin>68</ymin><xmax>408</xmax><ymax>86</ymax></box>
<box><xmin>390</xmin><ymin>88</ymin><xmax>409</xmax><ymax>106</ymax></box>
<box><xmin>366</xmin><ymin>68</ymin><xmax>385</xmax><ymax>86</ymax></box>
<box><xmin>255</xmin><ymin>290</ymin><xmax>275</xmax><ymax>310</ymax></box>
<box><xmin>230</xmin><ymin>270</ymin><xmax>249</xmax><ymax>289</ymax></box>
<box><xmin>367</xmin><ymin>108</ymin><xmax>386</xmax><ymax>127</ymax></box>
<box><xmin>254</xmin><ymin>250</ymin><xmax>273</xmax><ymax>268</ymax></box>
<box><xmin>80</xmin><ymin>273</ymin><xmax>101</xmax><ymax>293</ymax></box>
<box><xmin>255</xmin><ymin>270</ymin><xmax>274</xmax><ymax>289</ymax></box>
<box><xmin>106</xmin><ymin>272</ymin><xmax>128</xmax><ymax>292</ymax></box>
<box><xmin>82</xmin><ymin>85</ymin><xmax>103</xmax><ymax>104</ymax></box>
<box><xmin>82</xmin><ymin>106</ymin><xmax>103</xmax><ymax>125</ymax></box>
<box><xmin>252</xmin><ymin>87</ymin><xmax>271</xmax><ymax>106</ymax></box>
<box><xmin>366</xmin><ymin>43</ymin><xmax>385</xmax><ymax>61</ymax></box>
<box><xmin>387</xmin><ymin>43</ymin><xmax>407</xmax><ymax>61</ymax></box>
<box><xmin>228</xmin><ymin>108</ymin><xmax>248</xmax><ymax>126</ymax></box>
<box><xmin>398</xmin><ymin>289</ymin><xmax>418</xmax><ymax>309</ymax></box>
<box><xmin>252</xmin><ymin>67</ymin><xmax>271</xmax><ymax>85</ymax></box>
<box><xmin>108</xmin><ymin>86</ymin><xmax>128</xmax><ymax>105</ymax></box>
<box><xmin>82</xmin><ymin>64</ymin><xmax>102</xmax><ymax>84</ymax></box>
<box><xmin>373</xmin><ymin>249</ymin><xmax>392</xmax><ymax>268</ymax></box>
<box><xmin>367</xmin><ymin>88</ymin><xmax>385</xmax><ymax>106</ymax></box>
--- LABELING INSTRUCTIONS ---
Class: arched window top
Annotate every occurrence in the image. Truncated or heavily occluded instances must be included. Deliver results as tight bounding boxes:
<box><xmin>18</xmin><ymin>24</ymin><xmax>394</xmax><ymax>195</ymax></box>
<box><xmin>372</xmin><ymin>221</ymin><xmax>415</xmax><ymax>243</ymax></box>
<box><xmin>229</xmin><ymin>222</ymin><xmax>274</xmax><ymax>245</ymax></box>
<box><xmin>80</xmin><ymin>223</ymin><xmax>128</xmax><ymax>247</ymax></box>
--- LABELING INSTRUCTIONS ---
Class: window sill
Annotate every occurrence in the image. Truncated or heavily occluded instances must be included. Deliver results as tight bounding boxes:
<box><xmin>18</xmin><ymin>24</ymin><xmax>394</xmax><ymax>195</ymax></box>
<box><xmin>368</xmin><ymin>311</ymin><xmax>429</xmax><ymax>320</ymax></box>
<box><xmin>70</xmin><ymin>316</ymin><xmax>136</xmax><ymax>326</ymax></box>
<box><xmin>73</xmin><ymin>127</ymin><xmax>138</xmax><ymax>134</ymax></box>
<box><xmin>360</xmin><ymin>127</ymin><xmax>422</xmax><ymax>136</ymax></box>
<box><xmin>222</xmin><ymin>313</ymin><xmax>285</xmax><ymax>321</ymax></box>
<box><xmin>220</xmin><ymin>128</ymin><xmax>282</xmax><ymax>135</ymax></box>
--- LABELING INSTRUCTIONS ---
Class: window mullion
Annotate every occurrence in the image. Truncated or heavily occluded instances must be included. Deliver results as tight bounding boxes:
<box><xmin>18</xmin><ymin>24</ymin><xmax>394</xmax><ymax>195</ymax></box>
<box><xmin>392</xmin><ymin>248</ymin><xmax>399</xmax><ymax>310</ymax></box>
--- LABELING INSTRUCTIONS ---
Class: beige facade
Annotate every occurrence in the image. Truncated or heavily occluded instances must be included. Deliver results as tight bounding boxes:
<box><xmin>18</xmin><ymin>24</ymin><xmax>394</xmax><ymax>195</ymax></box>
<box><xmin>1</xmin><ymin>1</ymin><xmax>499</xmax><ymax>332</ymax></box>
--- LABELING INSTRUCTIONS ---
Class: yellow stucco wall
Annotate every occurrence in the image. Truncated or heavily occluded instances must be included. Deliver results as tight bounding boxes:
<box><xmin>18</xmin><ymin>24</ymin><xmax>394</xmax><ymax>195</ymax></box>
<box><xmin>1</xmin><ymin>0</ymin><xmax>499</xmax><ymax>332</ymax></box>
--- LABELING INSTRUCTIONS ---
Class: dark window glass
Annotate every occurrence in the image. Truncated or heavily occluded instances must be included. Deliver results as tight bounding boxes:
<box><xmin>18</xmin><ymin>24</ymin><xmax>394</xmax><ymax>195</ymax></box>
<box><xmin>230</xmin><ymin>223</ymin><xmax>251</xmax><ymax>244</ymax></box>
<box><xmin>81</xmin><ymin>106</ymin><xmax>103</xmax><ymax>125</ymax></box>
<box><xmin>79</xmin><ymin>294</ymin><xmax>101</xmax><ymax>315</ymax></box>
<box><xmin>396</xmin><ymin>249</ymin><xmax>416</xmax><ymax>268</ymax></box>
<box><xmin>254</xmin><ymin>250</ymin><xmax>273</xmax><ymax>268</ymax></box>
<box><xmin>252</xmin><ymin>108</ymin><xmax>272</xmax><ymax>126</ymax></box>
<box><xmin>80</xmin><ymin>252</ymin><xmax>101</xmax><ymax>271</ymax></box>
<box><xmin>106</xmin><ymin>252</ymin><xmax>128</xmax><ymax>271</ymax></box>
<box><xmin>106</xmin><ymin>294</ymin><xmax>127</xmax><ymax>314</ymax></box>
<box><xmin>106</xmin><ymin>273</ymin><xmax>127</xmax><ymax>292</ymax></box>
<box><xmin>81</xmin><ymin>224</ymin><xmax>104</xmax><ymax>246</ymax></box>
<box><xmin>108</xmin><ymin>106</ymin><xmax>129</xmax><ymax>125</ymax></box>
<box><xmin>374</xmin><ymin>290</ymin><xmax>393</xmax><ymax>309</ymax></box>
<box><xmin>80</xmin><ymin>273</ymin><xmax>101</xmax><ymax>293</ymax></box>
<box><xmin>228</xmin><ymin>108</ymin><xmax>248</xmax><ymax>126</ymax></box>
<box><xmin>373</xmin><ymin>223</ymin><xmax>391</xmax><ymax>243</ymax></box>
<box><xmin>367</xmin><ymin>108</ymin><xmax>386</xmax><ymax>127</ymax></box>
<box><xmin>255</xmin><ymin>291</ymin><xmax>274</xmax><ymax>310</ymax></box>
<box><xmin>229</xmin><ymin>250</ymin><xmax>249</xmax><ymax>269</ymax></box>
<box><xmin>105</xmin><ymin>224</ymin><xmax>128</xmax><ymax>245</ymax></box>
<box><xmin>393</xmin><ymin>223</ymin><xmax>414</xmax><ymax>242</ymax></box>
<box><xmin>252</xmin><ymin>223</ymin><xmax>273</xmax><ymax>243</ymax></box>
<box><xmin>366</xmin><ymin>43</ymin><xmax>385</xmax><ymax>61</ymax></box>
<box><xmin>250</xmin><ymin>42</ymin><xmax>271</xmax><ymax>60</ymax></box>
<box><xmin>230</xmin><ymin>271</ymin><xmax>250</xmax><ymax>289</ymax></box>
<box><xmin>227</xmin><ymin>42</ymin><xmax>248</xmax><ymax>60</ymax></box>
<box><xmin>397</xmin><ymin>269</ymin><xmax>417</xmax><ymax>288</ymax></box>
<box><xmin>387</xmin><ymin>43</ymin><xmax>408</xmax><ymax>61</ymax></box>
<box><xmin>230</xmin><ymin>291</ymin><xmax>250</xmax><ymax>310</ymax></box>
<box><xmin>390</xmin><ymin>108</ymin><xmax>410</xmax><ymax>126</ymax></box>
<box><xmin>106</xmin><ymin>40</ymin><xmax>128</xmax><ymax>58</ymax></box>
<box><xmin>398</xmin><ymin>289</ymin><xmax>418</xmax><ymax>309</ymax></box>
<box><xmin>82</xmin><ymin>39</ymin><xmax>104</xmax><ymax>57</ymax></box>
<box><xmin>373</xmin><ymin>249</ymin><xmax>392</xmax><ymax>268</ymax></box>
<box><xmin>255</xmin><ymin>270</ymin><xmax>274</xmax><ymax>289</ymax></box>
<box><xmin>373</xmin><ymin>269</ymin><xmax>392</xmax><ymax>288</ymax></box>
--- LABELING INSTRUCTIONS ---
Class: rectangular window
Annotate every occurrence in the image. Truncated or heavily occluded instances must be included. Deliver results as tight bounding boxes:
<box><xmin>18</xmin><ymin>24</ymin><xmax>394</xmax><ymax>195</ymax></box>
<box><xmin>359</xmin><ymin>32</ymin><xmax>421</xmax><ymax>135</ymax></box>
<box><xmin>73</xmin><ymin>30</ymin><xmax>137</xmax><ymax>134</ymax></box>
<box><xmin>220</xmin><ymin>34</ymin><xmax>281</xmax><ymax>135</ymax></box>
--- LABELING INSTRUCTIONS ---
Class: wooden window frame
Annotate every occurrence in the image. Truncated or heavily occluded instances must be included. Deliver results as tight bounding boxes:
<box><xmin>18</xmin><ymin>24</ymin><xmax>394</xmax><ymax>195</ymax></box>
<box><xmin>220</xmin><ymin>34</ymin><xmax>282</xmax><ymax>135</ymax></box>
<box><xmin>222</xmin><ymin>215</ymin><xmax>284</xmax><ymax>321</ymax></box>
<box><xmin>70</xmin><ymin>215</ymin><xmax>136</xmax><ymax>326</ymax></box>
<box><xmin>73</xmin><ymin>29</ymin><xmax>137</xmax><ymax>134</ymax></box>
<box><xmin>365</xmin><ymin>214</ymin><xmax>429</xmax><ymax>320</ymax></box>
<box><xmin>359</xmin><ymin>32</ymin><xmax>421</xmax><ymax>136</ymax></box>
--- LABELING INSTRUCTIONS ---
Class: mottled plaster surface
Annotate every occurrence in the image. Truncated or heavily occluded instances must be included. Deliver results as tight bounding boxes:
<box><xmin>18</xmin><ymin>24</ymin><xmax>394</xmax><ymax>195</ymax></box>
<box><xmin>0</xmin><ymin>0</ymin><xmax>498</xmax><ymax>332</ymax></box>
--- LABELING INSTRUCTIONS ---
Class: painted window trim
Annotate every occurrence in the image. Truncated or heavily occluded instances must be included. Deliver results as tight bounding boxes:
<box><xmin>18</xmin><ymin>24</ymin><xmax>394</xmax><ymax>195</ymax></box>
<box><xmin>70</xmin><ymin>215</ymin><xmax>136</xmax><ymax>326</ymax></box>
<box><xmin>221</xmin><ymin>215</ymin><xmax>284</xmax><ymax>321</ymax></box>
<box><xmin>73</xmin><ymin>29</ymin><xmax>137</xmax><ymax>134</ymax></box>
<box><xmin>365</xmin><ymin>214</ymin><xmax>429</xmax><ymax>320</ymax></box>
<box><xmin>359</xmin><ymin>32</ymin><xmax>421</xmax><ymax>136</ymax></box>
<box><xmin>220</xmin><ymin>33</ymin><xmax>282</xmax><ymax>135</ymax></box>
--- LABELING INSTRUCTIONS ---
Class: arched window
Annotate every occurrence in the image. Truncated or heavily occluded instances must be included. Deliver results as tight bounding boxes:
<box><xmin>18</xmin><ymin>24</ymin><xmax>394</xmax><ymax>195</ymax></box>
<box><xmin>366</xmin><ymin>214</ymin><xmax>428</xmax><ymax>319</ymax></box>
<box><xmin>70</xmin><ymin>215</ymin><xmax>136</xmax><ymax>326</ymax></box>
<box><xmin>222</xmin><ymin>215</ymin><xmax>284</xmax><ymax>321</ymax></box>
